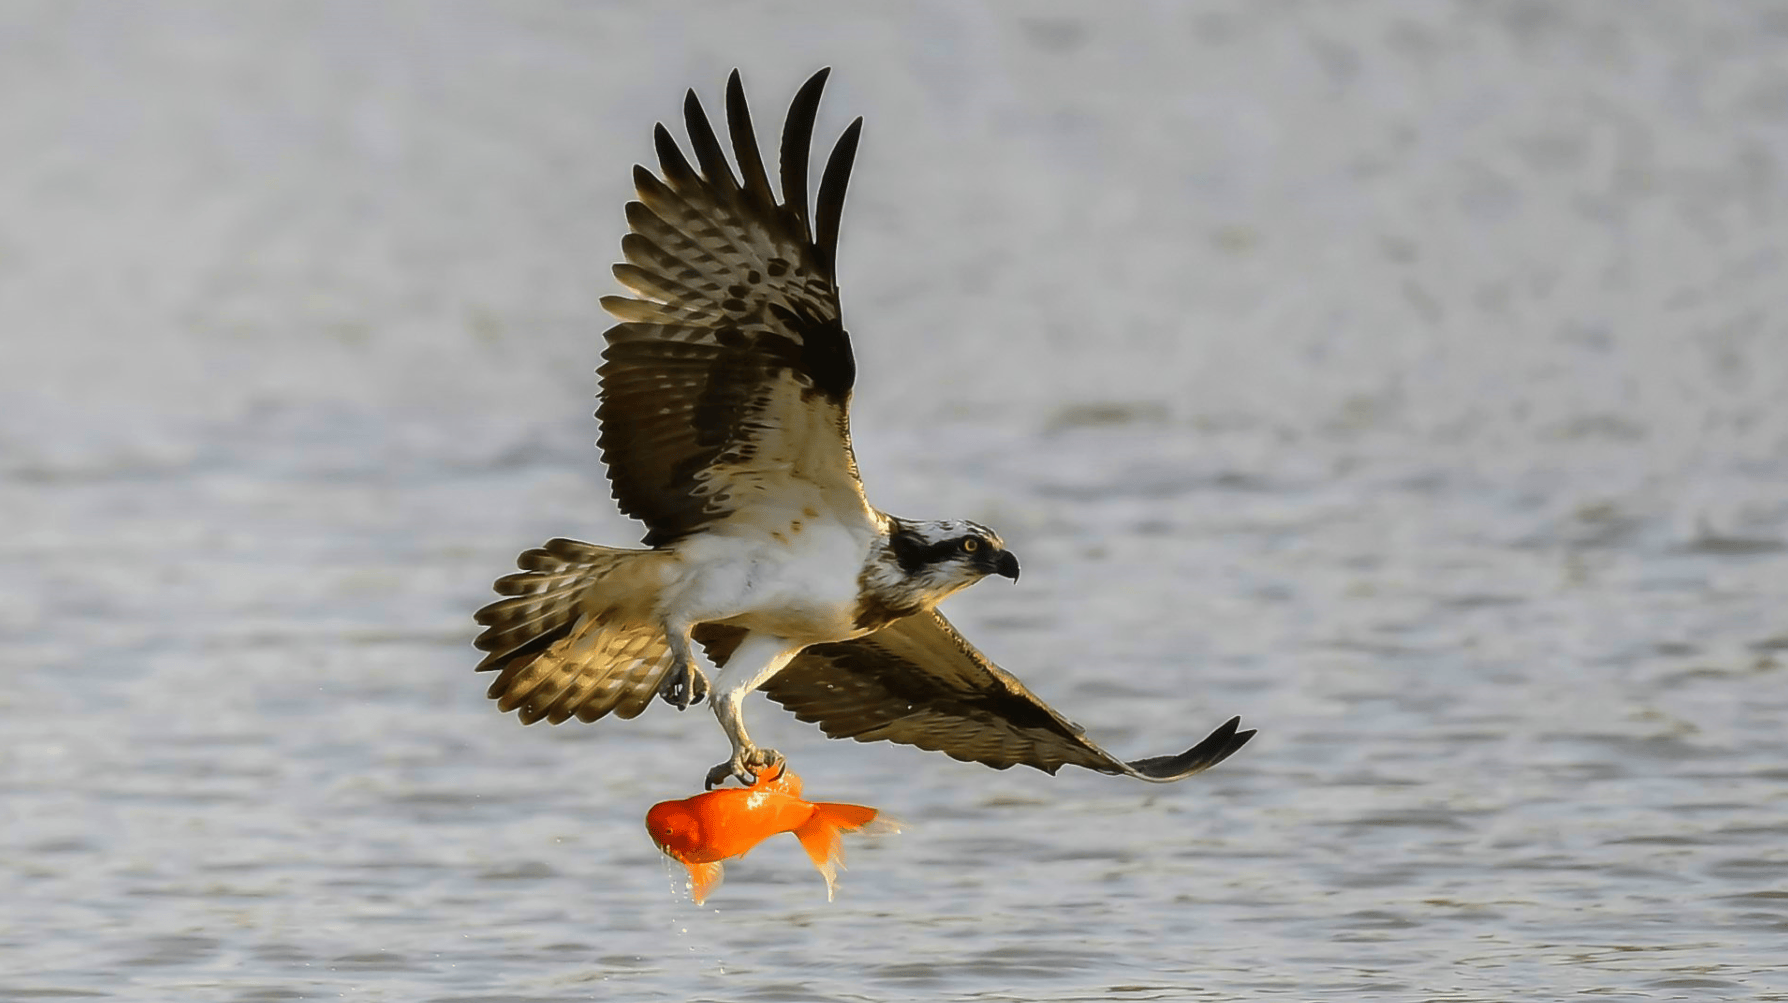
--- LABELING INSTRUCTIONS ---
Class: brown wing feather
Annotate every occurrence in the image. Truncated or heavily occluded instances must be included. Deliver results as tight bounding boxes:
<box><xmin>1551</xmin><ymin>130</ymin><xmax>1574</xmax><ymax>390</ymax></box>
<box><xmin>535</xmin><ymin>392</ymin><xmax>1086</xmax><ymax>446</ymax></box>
<box><xmin>473</xmin><ymin>540</ymin><xmax>678</xmax><ymax>725</ymax></box>
<box><xmin>597</xmin><ymin>68</ymin><xmax>869</xmax><ymax>546</ymax></box>
<box><xmin>743</xmin><ymin>611</ymin><xmax>1256</xmax><ymax>782</ymax></box>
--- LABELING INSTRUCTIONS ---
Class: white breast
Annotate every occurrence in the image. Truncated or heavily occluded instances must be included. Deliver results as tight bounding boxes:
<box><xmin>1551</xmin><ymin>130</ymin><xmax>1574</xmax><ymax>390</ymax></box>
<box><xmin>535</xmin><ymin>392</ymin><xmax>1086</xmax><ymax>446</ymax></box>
<box><xmin>665</xmin><ymin>510</ymin><xmax>878</xmax><ymax>643</ymax></box>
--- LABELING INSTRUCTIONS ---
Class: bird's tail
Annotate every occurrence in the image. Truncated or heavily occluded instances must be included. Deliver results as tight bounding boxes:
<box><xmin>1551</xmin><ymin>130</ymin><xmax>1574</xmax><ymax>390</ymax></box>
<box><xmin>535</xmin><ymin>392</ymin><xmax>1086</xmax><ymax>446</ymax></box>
<box><xmin>473</xmin><ymin>538</ymin><xmax>677</xmax><ymax>725</ymax></box>
<box><xmin>792</xmin><ymin>803</ymin><xmax>903</xmax><ymax>901</ymax></box>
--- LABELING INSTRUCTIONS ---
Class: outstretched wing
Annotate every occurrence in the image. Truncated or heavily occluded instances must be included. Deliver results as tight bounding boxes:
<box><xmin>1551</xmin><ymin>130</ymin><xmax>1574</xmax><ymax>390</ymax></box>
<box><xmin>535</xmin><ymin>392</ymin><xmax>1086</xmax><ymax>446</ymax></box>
<box><xmin>739</xmin><ymin>611</ymin><xmax>1255</xmax><ymax>781</ymax></box>
<box><xmin>598</xmin><ymin>68</ymin><xmax>871</xmax><ymax>547</ymax></box>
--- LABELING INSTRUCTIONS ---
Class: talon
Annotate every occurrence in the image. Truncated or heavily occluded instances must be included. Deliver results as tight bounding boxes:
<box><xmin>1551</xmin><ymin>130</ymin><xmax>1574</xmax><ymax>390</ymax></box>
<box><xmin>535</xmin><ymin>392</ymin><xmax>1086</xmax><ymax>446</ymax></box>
<box><xmin>703</xmin><ymin>760</ymin><xmax>736</xmax><ymax>790</ymax></box>
<box><xmin>703</xmin><ymin>745</ymin><xmax>783</xmax><ymax>790</ymax></box>
<box><xmin>704</xmin><ymin>751</ymin><xmax>753</xmax><ymax>790</ymax></box>
<box><xmin>748</xmin><ymin>747</ymin><xmax>784</xmax><ymax>777</ymax></box>
<box><xmin>658</xmin><ymin>663</ymin><xmax>710</xmax><ymax>710</ymax></box>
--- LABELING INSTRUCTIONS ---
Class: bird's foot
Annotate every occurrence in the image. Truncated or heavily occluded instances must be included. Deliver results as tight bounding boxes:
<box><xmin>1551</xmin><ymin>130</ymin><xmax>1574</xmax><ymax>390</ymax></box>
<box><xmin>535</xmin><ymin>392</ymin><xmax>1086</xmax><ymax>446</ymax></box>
<box><xmin>704</xmin><ymin>746</ymin><xmax>784</xmax><ymax>790</ymax></box>
<box><xmin>657</xmin><ymin>662</ymin><xmax>710</xmax><ymax>710</ymax></box>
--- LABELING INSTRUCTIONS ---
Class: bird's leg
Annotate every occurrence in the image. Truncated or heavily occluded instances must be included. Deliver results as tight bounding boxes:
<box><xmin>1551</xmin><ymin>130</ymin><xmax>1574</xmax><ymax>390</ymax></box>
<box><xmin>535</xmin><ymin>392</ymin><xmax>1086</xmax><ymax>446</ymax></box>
<box><xmin>656</xmin><ymin>624</ymin><xmax>709</xmax><ymax>710</ymax></box>
<box><xmin>706</xmin><ymin>685</ymin><xmax>782</xmax><ymax>789</ymax></box>
<box><xmin>704</xmin><ymin>692</ymin><xmax>786</xmax><ymax>789</ymax></box>
<box><xmin>702</xmin><ymin>636</ymin><xmax>799</xmax><ymax>788</ymax></box>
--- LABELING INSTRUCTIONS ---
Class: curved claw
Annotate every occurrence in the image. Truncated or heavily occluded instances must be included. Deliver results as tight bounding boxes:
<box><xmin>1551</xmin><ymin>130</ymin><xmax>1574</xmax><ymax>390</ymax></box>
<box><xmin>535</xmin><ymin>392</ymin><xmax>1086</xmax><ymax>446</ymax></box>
<box><xmin>703</xmin><ymin>757</ymin><xmax>737</xmax><ymax>790</ymax></box>
<box><xmin>748</xmin><ymin>746</ymin><xmax>784</xmax><ymax>778</ymax></box>
<box><xmin>703</xmin><ymin>747</ymin><xmax>784</xmax><ymax>789</ymax></box>
<box><xmin>658</xmin><ymin>663</ymin><xmax>710</xmax><ymax>710</ymax></box>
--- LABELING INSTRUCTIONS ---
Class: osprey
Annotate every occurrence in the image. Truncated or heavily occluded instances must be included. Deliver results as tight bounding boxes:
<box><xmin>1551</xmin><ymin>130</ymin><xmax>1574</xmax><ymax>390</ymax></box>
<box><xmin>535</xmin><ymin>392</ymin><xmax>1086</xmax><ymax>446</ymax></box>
<box><xmin>474</xmin><ymin>69</ymin><xmax>1255</xmax><ymax>789</ymax></box>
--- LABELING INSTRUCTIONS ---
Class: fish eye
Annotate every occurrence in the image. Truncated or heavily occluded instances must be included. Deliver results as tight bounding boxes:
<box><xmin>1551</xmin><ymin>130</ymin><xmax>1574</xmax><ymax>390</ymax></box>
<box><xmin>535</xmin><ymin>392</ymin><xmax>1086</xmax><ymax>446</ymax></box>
<box><xmin>961</xmin><ymin>537</ymin><xmax>980</xmax><ymax>553</ymax></box>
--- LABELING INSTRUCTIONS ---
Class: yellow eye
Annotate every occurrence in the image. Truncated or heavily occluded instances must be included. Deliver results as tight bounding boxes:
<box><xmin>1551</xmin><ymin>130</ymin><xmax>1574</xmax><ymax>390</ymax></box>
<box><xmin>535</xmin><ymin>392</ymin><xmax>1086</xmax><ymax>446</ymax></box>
<box><xmin>962</xmin><ymin>538</ymin><xmax>981</xmax><ymax>552</ymax></box>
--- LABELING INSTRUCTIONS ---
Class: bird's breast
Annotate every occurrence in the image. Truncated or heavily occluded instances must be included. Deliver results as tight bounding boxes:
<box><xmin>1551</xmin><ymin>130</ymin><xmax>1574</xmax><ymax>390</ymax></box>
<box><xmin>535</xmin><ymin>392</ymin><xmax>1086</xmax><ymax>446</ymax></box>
<box><xmin>670</xmin><ymin>516</ymin><xmax>880</xmax><ymax>643</ymax></box>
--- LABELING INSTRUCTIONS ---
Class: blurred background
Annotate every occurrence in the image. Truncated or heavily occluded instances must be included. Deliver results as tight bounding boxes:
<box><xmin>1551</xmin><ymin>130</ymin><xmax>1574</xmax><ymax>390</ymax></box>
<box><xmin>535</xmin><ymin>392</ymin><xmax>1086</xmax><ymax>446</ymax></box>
<box><xmin>3</xmin><ymin>2</ymin><xmax>1786</xmax><ymax>1000</ymax></box>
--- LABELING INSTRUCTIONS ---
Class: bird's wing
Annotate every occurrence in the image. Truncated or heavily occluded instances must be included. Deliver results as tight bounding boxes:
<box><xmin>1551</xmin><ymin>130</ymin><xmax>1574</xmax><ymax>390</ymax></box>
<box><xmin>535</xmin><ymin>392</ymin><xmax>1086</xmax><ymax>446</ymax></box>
<box><xmin>598</xmin><ymin>68</ymin><xmax>871</xmax><ymax>547</ymax></box>
<box><xmin>737</xmin><ymin>611</ymin><xmax>1255</xmax><ymax>782</ymax></box>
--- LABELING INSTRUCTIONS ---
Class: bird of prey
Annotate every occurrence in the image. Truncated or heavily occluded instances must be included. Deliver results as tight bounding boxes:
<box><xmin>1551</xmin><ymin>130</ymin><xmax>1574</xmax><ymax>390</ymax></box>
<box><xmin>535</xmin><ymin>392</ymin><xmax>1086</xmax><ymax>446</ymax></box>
<box><xmin>474</xmin><ymin>69</ymin><xmax>1254</xmax><ymax>789</ymax></box>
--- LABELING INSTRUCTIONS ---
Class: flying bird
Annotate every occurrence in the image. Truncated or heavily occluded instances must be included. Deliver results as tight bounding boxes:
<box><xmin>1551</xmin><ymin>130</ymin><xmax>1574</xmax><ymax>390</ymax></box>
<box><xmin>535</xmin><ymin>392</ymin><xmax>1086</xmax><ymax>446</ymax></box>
<box><xmin>474</xmin><ymin>69</ymin><xmax>1255</xmax><ymax>789</ymax></box>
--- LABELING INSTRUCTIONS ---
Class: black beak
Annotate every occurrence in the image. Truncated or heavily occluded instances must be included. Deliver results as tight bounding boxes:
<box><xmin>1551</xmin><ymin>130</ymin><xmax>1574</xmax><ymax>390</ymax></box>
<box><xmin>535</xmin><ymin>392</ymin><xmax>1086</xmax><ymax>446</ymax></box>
<box><xmin>992</xmin><ymin>549</ymin><xmax>1020</xmax><ymax>582</ymax></box>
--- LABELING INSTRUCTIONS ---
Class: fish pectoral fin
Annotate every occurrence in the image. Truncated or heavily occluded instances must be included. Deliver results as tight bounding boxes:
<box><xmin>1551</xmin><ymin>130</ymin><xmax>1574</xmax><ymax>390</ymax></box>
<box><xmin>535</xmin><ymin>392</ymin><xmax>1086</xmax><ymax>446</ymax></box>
<box><xmin>687</xmin><ymin>860</ymin><xmax>724</xmax><ymax>905</ymax></box>
<box><xmin>793</xmin><ymin>803</ymin><xmax>883</xmax><ymax>902</ymax></box>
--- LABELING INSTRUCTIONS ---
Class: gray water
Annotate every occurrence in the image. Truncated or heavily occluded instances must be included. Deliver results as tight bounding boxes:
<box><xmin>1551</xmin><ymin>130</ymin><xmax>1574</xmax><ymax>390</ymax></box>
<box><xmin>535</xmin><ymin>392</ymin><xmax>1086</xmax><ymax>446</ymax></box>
<box><xmin>5</xmin><ymin>3</ymin><xmax>1788</xmax><ymax>1000</ymax></box>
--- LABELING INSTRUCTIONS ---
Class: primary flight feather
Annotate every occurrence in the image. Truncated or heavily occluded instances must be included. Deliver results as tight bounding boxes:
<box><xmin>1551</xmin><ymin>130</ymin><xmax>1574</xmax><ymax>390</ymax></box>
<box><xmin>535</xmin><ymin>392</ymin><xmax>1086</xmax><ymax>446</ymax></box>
<box><xmin>474</xmin><ymin>69</ymin><xmax>1255</xmax><ymax>788</ymax></box>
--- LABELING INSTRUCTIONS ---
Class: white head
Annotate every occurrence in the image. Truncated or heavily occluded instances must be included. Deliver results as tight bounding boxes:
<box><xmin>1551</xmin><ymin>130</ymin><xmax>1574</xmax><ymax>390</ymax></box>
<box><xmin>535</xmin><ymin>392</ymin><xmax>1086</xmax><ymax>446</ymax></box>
<box><xmin>866</xmin><ymin>517</ymin><xmax>1020</xmax><ymax>613</ymax></box>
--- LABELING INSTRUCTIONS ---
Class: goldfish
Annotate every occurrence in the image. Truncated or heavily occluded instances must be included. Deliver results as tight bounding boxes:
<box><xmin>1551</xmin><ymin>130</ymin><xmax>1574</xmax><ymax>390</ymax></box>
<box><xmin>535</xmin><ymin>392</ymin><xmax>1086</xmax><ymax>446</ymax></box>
<box><xmin>645</xmin><ymin>763</ymin><xmax>899</xmax><ymax>904</ymax></box>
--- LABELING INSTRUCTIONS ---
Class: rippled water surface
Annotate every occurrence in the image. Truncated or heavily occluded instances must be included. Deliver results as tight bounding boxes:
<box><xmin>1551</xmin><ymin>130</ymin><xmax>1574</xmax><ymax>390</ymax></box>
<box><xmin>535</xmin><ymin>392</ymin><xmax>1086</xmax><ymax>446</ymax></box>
<box><xmin>5</xmin><ymin>3</ymin><xmax>1788</xmax><ymax>1000</ymax></box>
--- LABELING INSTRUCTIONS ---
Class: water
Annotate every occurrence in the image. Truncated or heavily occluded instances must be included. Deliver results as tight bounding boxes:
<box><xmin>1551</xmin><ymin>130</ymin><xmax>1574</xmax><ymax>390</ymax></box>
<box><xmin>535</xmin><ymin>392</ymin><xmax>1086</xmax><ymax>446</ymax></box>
<box><xmin>5</xmin><ymin>2</ymin><xmax>1788</xmax><ymax>999</ymax></box>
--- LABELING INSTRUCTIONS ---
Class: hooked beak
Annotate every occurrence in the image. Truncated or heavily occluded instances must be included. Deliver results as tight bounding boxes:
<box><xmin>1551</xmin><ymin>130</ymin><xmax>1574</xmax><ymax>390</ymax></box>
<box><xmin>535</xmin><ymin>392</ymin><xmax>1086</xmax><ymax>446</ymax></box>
<box><xmin>992</xmin><ymin>549</ymin><xmax>1020</xmax><ymax>582</ymax></box>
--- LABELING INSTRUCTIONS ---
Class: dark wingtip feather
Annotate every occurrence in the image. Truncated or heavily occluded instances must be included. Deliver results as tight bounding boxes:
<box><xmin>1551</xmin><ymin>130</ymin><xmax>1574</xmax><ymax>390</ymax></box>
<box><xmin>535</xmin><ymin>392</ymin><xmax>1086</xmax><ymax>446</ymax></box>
<box><xmin>630</xmin><ymin>163</ymin><xmax>657</xmax><ymax>196</ymax></box>
<box><xmin>725</xmin><ymin>69</ymin><xmax>776</xmax><ymax>207</ymax></box>
<box><xmin>652</xmin><ymin>122</ymin><xmax>697</xmax><ymax>189</ymax></box>
<box><xmin>1121</xmin><ymin>716</ymin><xmax>1256</xmax><ymax>782</ymax></box>
<box><xmin>814</xmin><ymin>116</ymin><xmax>862</xmax><ymax>277</ymax></box>
<box><xmin>779</xmin><ymin>67</ymin><xmax>833</xmax><ymax>238</ymax></box>
<box><xmin>682</xmin><ymin>87</ymin><xmax>737</xmax><ymax>190</ymax></box>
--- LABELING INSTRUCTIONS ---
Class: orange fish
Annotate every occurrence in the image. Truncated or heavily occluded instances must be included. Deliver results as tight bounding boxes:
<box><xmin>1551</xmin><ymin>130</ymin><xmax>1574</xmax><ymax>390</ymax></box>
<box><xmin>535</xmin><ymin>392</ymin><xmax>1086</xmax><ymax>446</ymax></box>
<box><xmin>645</xmin><ymin>764</ymin><xmax>898</xmax><ymax>904</ymax></box>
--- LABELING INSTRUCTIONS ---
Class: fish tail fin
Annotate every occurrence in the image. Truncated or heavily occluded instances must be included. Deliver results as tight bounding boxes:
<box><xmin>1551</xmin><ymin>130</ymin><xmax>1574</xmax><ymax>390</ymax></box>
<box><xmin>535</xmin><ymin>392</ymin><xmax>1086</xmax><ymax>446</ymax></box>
<box><xmin>793</xmin><ymin>803</ymin><xmax>896</xmax><ymax>901</ymax></box>
<box><xmin>687</xmin><ymin>860</ymin><xmax>724</xmax><ymax>905</ymax></box>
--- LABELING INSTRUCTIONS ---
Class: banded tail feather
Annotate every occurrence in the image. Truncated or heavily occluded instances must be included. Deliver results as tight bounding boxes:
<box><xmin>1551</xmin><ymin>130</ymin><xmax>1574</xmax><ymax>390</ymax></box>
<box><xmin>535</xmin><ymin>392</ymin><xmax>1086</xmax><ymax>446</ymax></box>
<box><xmin>473</xmin><ymin>539</ymin><xmax>677</xmax><ymax>725</ymax></box>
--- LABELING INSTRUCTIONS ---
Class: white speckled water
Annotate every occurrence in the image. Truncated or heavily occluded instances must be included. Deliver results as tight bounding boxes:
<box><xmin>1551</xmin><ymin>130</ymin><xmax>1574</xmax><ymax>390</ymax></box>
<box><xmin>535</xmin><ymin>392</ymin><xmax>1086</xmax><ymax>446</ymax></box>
<box><xmin>5</xmin><ymin>3</ymin><xmax>1788</xmax><ymax>1000</ymax></box>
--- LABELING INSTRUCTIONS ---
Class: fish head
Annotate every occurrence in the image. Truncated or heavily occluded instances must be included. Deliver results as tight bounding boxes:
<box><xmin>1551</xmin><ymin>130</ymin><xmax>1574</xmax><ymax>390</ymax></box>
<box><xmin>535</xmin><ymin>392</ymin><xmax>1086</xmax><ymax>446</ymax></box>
<box><xmin>645</xmin><ymin>799</ymin><xmax>704</xmax><ymax>860</ymax></box>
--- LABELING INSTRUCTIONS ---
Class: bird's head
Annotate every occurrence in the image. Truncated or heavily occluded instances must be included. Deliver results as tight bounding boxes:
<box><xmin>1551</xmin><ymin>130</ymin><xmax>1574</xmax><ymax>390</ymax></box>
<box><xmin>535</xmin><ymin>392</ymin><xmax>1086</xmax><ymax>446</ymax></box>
<box><xmin>873</xmin><ymin>518</ymin><xmax>1019</xmax><ymax>609</ymax></box>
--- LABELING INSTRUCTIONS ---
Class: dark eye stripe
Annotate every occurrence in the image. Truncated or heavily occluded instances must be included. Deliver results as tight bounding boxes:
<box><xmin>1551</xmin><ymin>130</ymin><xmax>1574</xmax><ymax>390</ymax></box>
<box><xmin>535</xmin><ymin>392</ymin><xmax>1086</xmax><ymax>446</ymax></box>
<box><xmin>890</xmin><ymin>526</ymin><xmax>992</xmax><ymax>573</ymax></box>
